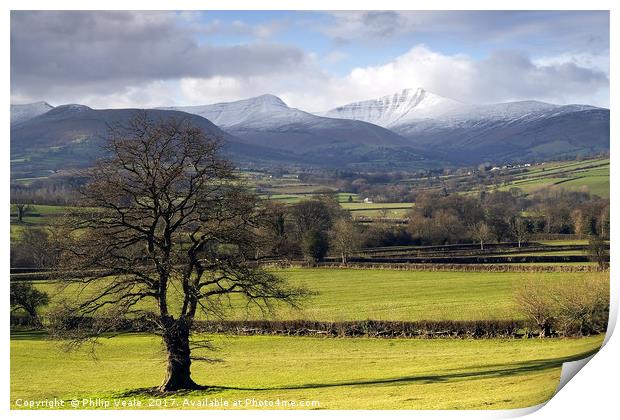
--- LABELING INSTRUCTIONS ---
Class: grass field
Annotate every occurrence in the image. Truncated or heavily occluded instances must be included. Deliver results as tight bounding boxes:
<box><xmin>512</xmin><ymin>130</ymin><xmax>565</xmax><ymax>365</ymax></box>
<box><xmin>30</xmin><ymin>269</ymin><xmax>608</xmax><ymax>322</ymax></box>
<box><xmin>538</xmin><ymin>240</ymin><xmax>592</xmax><ymax>246</ymax></box>
<box><xmin>10</xmin><ymin>332</ymin><xmax>603</xmax><ymax>409</ymax></box>
<box><xmin>497</xmin><ymin>159</ymin><xmax>609</xmax><ymax>198</ymax></box>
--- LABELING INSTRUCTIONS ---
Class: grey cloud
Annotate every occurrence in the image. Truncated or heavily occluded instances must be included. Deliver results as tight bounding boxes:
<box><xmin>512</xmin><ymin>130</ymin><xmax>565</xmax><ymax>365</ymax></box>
<box><xmin>470</xmin><ymin>50</ymin><xmax>609</xmax><ymax>104</ymax></box>
<box><xmin>11</xmin><ymin>11</ymin><xmax>307</xmax><ymax>99</ymax></box>
<box><xmin>360</xmin><ymin>11</ymin><xmax>405</xmax><ymax>39</ymax></box>
<box><xmin>321</xmin><ymin>11</ymin><xmax>609</xmax><ymax>56</ymax></box>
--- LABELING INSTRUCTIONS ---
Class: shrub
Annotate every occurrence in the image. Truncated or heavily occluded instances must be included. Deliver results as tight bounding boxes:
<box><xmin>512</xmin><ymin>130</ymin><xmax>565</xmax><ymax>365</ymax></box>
<box><xmin>514</xmin><ymin>273</ymin><xmax>609</xmax><ymax>337</ymax></box>
<box><xmin>552</xmin><ymin>275</ymin><xmax>609</xmax><ymax>336</ymax></box>
<box><xmin>515</xmin><ymin>277</ymin><xmax>556</xmax><ymax>337</ymax></box>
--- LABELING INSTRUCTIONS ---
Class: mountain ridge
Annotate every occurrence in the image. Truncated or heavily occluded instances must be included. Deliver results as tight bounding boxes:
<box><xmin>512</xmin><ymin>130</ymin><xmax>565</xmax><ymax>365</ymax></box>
<box><xmin>323</xmin><ymin>88</ymin><xmax>608</xmax><ymax>164</ymax></box>
<box><xmin>11</xmin><ymin>89</ymin><xmax>609</xmax><ymax>171</ymax></box>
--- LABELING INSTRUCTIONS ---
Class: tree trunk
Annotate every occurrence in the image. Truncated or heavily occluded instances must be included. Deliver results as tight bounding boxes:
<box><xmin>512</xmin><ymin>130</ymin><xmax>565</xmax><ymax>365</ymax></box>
<box><xmin>538</xmin><ymin>324</ymin><xmax>552</xmax><ymax>338</ymax></box>
<box><xmin>159</xmin><ymin>317</ymin><xmax>203</xmax><ymax>392</ymax></box>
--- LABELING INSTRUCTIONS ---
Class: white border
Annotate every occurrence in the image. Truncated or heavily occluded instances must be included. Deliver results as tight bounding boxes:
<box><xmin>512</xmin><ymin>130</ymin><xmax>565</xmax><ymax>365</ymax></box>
<box><xmin>2</xmin><ymin>1</ymin><xmax>616</xmax><ymax>420</ymax></box>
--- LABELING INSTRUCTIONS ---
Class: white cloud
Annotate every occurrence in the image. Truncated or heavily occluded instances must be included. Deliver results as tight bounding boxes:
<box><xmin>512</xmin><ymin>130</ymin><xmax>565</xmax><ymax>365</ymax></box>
<box><xmin>13</xmin><ymin>43</ymin><xmax>609</xmax><ymax>111</ymax></box>
<box><xmin>278</xmin><ymin>45</ymin><xmax>609</xmax><ymax>110</ymax></box>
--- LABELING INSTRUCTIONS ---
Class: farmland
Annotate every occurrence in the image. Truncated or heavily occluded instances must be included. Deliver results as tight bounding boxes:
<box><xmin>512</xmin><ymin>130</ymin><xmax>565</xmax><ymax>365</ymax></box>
<box><xmin>11</xmin><ymin>332</ymin><xmax>603</xmax><ymax>410</ymax></box>
<box><xmin>9</xmin><ymin>154</ymin><xmax>610</xmax><ymax>410</ymax></box>
<box><xmin>25</xmin><ymin>269</ymin><xmax>608</xmax><ymax>322</ymax></box>
<box><xmin>497</xmin><ymin>158</ymin><xmax>610</xmax><ymax>197</ymax></box>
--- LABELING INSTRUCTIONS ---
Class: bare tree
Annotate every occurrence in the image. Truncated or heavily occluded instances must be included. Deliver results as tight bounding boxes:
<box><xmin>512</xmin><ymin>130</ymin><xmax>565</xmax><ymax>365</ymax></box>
<box><xmin>14</xmin><ymin>227</ymin><xmax>61</xmax><ymax>269</ymax></box>
<box><xmin>329</xmin><ymin>218</ymin><xmax>361</xmax><ymax>264</ymax></box>
<box><xmin>570</xmin><ymin>209</ymin><xmax>585</xmax><ymax>238</ymax></box>
<box><xmin>52</xmin><ymin>114</ymin><xmax>307</xmax><ymax>391</ymax></box>
<box><xmin>13</xmin><ymin>203</ymin><xmax>34</xmax><ymax>223</ymax></box>
<box><xmin>470</xmin><ymin>221</ymin><xmax>492</xmax><ymax>250</ymax></box>
<box><xmin>588</xmin><ymin>235</ymin><xmax>609</xmax><ymax>270</ymax></box>
<box><xmin>509</xmin><ymin>216</ymin><xmax>528</xmax><ymax>248</ymax></box>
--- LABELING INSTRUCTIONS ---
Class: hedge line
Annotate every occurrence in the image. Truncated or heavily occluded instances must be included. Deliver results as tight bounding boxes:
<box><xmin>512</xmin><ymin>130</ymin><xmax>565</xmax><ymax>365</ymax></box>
<box><xmin>356</xmin><ymin>245</ymin><xmax>593</xmax><ymax>259</ymax></box>
<box><xmin>10</xmin><ymin>261</ymin><xmax>603</xmax><ymax>281</ymax></box>
<box><xmin>268</xmin><ymin>262</ymin><xmax>601</xmax><ymax>272</ymax></box>
<box><xmin>340</xmin><ymin>255</ymin><xmax>593</xmax><ymax>264</ymax></box>
<box><xmin>192</xmin><ymin>319</ymin><xmax>527</xmax><ymax>339</ymax></box>
<box><xmin>11</xmin><ymin>316</ymin><xmax>603</xmax><ymax>338</ymax></box>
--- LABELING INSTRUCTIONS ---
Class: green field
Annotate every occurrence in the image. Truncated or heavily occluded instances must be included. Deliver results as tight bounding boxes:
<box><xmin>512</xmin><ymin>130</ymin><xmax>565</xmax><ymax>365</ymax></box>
<box><xmin>497</xmin><ymin>158</ymin><xmax>609</xmax><ymax>198</ymax></box>
<box><xmin>30</xmin><ymin>269</ymin><xmax>607</xmax><ymax>322</ymax></box>
<box><xmin>10</xmin><ymin>332</ymin><xmax>603</xmax><ymax>410</ymax></box>
<box><xmin>340</xmin><ymin>202</ymin><xmax>414</xmax><ymax>210</ymax></box>
<box><xmin>538</xmin><ymin>240</ymin><xmax>592</xmax><ymax>246</ymax></box>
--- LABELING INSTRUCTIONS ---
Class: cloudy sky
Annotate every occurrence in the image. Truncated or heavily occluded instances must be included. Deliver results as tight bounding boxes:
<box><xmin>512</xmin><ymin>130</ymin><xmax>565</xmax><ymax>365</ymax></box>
<box><xmin>10</xmin><ymin>10</ymin><xmax>610</xmax><ymax>111</ymax></box>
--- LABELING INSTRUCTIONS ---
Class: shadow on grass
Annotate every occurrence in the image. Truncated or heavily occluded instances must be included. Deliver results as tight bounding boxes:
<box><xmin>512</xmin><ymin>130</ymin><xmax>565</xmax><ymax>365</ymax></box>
<box><xmin>10</xmin><ymin>330</ymin><xmax>48</xmax><ymax>340</ymax></box>
<box><xmin>117</xmin><ymin>348</ymin><xmax>599</xmax><ymax>397</ymax></box>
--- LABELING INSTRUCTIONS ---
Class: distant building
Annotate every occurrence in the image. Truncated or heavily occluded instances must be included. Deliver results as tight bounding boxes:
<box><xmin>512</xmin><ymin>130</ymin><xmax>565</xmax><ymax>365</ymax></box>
<box><xmin>363</xmin><ymin>197</ymin><xmax>373</xmax><ymax>203</ymax></box>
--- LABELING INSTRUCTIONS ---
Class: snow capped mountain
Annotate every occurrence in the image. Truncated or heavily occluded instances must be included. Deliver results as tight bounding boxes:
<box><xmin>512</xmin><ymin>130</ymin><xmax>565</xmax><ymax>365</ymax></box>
<box><xmin>159</xmin><ymin>94</ymin><xmax>421</xmax><ymax>153</ymax></box>
<box><xmin>10</xmin><ymin>91</ymin><xmax>609</xmax><ymax>173</ymax></box>
<box><xmin>161</xmin><ymin>94</ymin><xmax>315</xmax><ymax>130</ymax></box>
<box><xmin>392</xmin><ymin>100</ymin><xmax>601</xmax><ymax>138</ymax></box>
<box><xmin>323</xmin><ymin>88</ymin><xmax>464</xmax><ymax>127</ymax></box>
<box><xmin>11</xmin><ymin>101</ymin><xmax>54</xmax><ymax>125</ymax></box>
<box><xmin>323</xmin><ymin>89</ymin><xmax>608</xmax><ymax>164</ymax></box>
<box><xmin>325</xmin><ymin>88</ymin><xmax>601</xmax><ymax>131</ymax></box>
<box><xmin>159</xmin><ymin>94</ymin><xmax>433</xmax><ymax>168</ymax></box>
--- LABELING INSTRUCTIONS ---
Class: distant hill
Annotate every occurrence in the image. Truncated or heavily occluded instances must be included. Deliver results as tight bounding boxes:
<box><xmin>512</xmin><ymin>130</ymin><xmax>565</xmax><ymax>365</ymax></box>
<box><xmin>10</xmin><ymin>105</ymin><xmax>311</xmax><ymax>179</ymax></box>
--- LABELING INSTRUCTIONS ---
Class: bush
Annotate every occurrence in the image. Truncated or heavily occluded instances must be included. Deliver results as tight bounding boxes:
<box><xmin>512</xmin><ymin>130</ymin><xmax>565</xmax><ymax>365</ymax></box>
<box><xmin>515</xmin><ymin>273</ymin><xmax>609</xmax><ymax>337</ymax></box>
<box><xmin>552</xmin><ymin>276</ymin><xmax>609</xmax><ymax>336</ymax></box>
<box><xmin>515</xmin><ymin>277</ymin><xmax>555</xmax><ymax>337</ymax></box>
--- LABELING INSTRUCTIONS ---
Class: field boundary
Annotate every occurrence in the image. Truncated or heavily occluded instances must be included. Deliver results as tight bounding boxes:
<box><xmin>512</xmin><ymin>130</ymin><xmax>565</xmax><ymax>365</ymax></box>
<box><xmin>263</xmin><ymin>261</ymin><xmax>603</xmax><ymax>272</ymax></box>
<box><xmin>11</xmin><ymin>317</ymin><xmax>607</xmax><ymax>339</ymax></box>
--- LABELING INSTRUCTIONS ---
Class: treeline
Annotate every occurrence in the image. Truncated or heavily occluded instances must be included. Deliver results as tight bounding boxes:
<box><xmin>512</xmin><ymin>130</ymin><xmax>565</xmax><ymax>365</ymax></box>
<box><xmin>406</xmin><ymin>188</ymin><xmax>610</xmax><ymax>246</ymax></box>
<box><xmin>355</xmin><ymin>189</ymin><xmax>609</xmax><ymax>249</ymax></box>
<box><xmin>257</xmin><ymin>188</ymin><xmax>609</xmax><ymax>263</ymax></box>
<box><xmin>11</xmin><ymin>176</ymin><xmax>81</xmax><ymax>206</ymax></box>
<box><xmin>11</xmin><ymin>187</ymin><xmax>610</xmax><ymax>269</ymax></box>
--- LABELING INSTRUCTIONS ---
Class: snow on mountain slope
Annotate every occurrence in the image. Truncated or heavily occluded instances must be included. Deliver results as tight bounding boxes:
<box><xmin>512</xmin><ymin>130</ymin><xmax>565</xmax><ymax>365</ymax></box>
<box><xmin>11</xmin><ymin>101</ymin><xmax>54</xmax><ymax>125</ymax></box>
<box><xmin>324</xmin><ymin>88</ymin><xmax>608</xmax><ymax>164</ymax></box>
<box><xmin>323</xmin><ymin>88</ymin><xmax>464</xmax><ymax>127</ymax></box>
<box><xmin>159</xmin><ymin>94</ymin><xmax>415</xmax><ymax>150</ymax></box>
<box><xmin>161</xmin><ymin>95</ymin><xmax>300</xmax><ymax>129</ymax></box>
<box><xmin>392</xmin><ymin>101</ymin><xmax>600</xmax><ymax>135</ymax></box>
<box><xmin>325</xmin><ymin>88</ymin><xmax>600</xmax><ymax>131</ymax></box>
<box><xmin>158</xmin><ymin>94</ymin><xmax>436</xmax><ymax>168</ymax></box>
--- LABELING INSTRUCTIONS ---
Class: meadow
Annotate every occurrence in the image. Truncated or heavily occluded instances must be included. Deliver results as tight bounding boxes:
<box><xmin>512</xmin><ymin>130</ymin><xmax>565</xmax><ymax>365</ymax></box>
<box><xmin>27</xmin><ymin>269</ymin><xmax>608</xmax><ymax>322</ymax></box>
<box><xmin>10</xmin><ymin>332</ymin><xmax>604</xmax><ymax>410</ymax></box>
<box><xmin>497</xmin><ymin>158</ymin><xmax>610</xmax><ymax>198</ymax></box>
